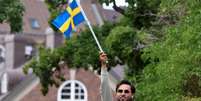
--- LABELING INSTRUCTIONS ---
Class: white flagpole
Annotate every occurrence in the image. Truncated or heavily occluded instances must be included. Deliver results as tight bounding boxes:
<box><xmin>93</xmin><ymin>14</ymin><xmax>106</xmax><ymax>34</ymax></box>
<box><xmin>76</xmin><ymin>0</ymin><xmax>104</xmax><ymax>52</ymax></box>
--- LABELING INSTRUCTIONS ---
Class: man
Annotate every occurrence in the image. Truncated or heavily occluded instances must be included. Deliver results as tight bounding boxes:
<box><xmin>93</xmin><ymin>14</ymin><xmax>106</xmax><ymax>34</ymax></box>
<box><xmin>99</xmin><ymin>52</ymin><xmax>135</xmax><ymax>101</ymax></box>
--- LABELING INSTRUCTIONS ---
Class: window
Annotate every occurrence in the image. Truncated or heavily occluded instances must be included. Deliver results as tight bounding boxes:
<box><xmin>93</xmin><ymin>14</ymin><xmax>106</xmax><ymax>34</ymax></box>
<box><xmin>29</xmin><ymin>18</ymin><xmax>40</xmax><ymax>29</ymax></box>
<box><xmin>57</xmin><ymin>80</ymin><xmax>87</xmax><ymax>101</ymax></box>
<box><xmin>0</xmin><ymin>45</ymin><xmax>5</xmax><ymax>64</ymax></box>
<box><xmin>25</xmin><ymin>45</ymin><xmax>33</xmax><ymax>59</ymax></box>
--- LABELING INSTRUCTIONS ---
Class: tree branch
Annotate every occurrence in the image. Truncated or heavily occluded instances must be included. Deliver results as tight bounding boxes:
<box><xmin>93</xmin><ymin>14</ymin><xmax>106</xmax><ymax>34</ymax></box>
<box><xmin>112</xmin><ymin>0</ymin><xmax>125</xmax><ymax>15</ymax></box>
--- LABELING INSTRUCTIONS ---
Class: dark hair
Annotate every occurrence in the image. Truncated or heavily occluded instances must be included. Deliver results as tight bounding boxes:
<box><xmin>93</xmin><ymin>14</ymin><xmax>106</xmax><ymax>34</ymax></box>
<box><xmin>116</xmin><ymin>80</ymin><xmax>135</xmax><ymax>94</ymax></box>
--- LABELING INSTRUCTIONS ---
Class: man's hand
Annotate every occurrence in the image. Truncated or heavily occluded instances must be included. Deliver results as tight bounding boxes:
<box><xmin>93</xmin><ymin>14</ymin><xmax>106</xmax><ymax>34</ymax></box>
<box><xmin>99</xmin><ymin>52</ymin><xmax>108</xmax><ymax>68</ymax></box>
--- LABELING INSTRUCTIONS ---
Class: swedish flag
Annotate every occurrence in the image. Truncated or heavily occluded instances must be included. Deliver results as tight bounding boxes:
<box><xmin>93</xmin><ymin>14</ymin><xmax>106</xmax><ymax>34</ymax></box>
<box><xmin>52</xmin><ymin>0</ymin><xmax>85</xmax><ymax>38</ymax></box>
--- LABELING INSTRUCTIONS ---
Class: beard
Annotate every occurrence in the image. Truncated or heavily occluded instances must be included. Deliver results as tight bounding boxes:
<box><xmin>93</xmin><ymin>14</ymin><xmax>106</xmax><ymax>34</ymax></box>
<box><xmin>117</xmin><ymin>96</ymin><xmax>133</xmax><ymax>101</ymax></box>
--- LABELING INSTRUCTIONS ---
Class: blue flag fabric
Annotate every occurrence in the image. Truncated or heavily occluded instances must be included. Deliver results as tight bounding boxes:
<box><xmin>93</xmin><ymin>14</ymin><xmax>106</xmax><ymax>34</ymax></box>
<box><xmin>52</xmin><ymin>0</ymin><xmax>85</xmax><ymax>38</ymax></box>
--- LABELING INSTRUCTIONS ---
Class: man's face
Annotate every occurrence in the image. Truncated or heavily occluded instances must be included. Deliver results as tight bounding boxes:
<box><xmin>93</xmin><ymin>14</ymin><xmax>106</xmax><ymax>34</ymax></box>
<box><xmin>116</xmin><ymin>84</ymin><xmax>133</xmax><ymax>101</ymax></box>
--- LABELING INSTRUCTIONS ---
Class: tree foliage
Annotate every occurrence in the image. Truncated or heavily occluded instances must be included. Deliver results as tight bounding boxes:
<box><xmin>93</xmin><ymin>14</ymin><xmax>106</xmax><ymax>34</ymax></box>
<box><xmin>135</xmin><ymin>0</ymin><xmax>201</xmax><ymax>100</ymax></box>
<box><xmin>24</xmin><ymin>22</ymin><xmax>118</xmax><ymax>95</ymax></box>
<box><xmin>98</xmin><ymin>0</ymin><xmax>161</xmax><ymax>29</ymax></box>
<box><xmin>0</xmin><ymin>0</ymin><xmax>24</xmax><ymax>33</ymax></box>
<box><xmin>23</xmin><ymin>0</ymin><xmax>201</xmax><ymax>100</ymax></box>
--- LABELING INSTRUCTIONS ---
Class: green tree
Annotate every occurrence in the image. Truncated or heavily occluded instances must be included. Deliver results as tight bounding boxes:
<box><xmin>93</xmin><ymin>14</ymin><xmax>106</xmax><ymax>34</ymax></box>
<box><xmin>24</xmin><ymin>22</ymin><xmax>119</xmax><ymax>95</ymax></box>
<box><xmin>24</xmin><ymin>0</ymin><xmax>162</xmax><ymax>95</ymax></box>
<box><xmin>98</xmin><ymin>0</ymin><xmax>161</xmax><ymax>29</ymax></box>
<box><xmin>136</xmin><ymin>0</ymin><xmax>201</xmax><ymax>100</ymax></box>
<box><xmin>25</xmin><ymin>0</ymin><xmax>201</xmax><ymax>100</ymax></box>
<box><xmin>0</xmin><ymin>0</ymin><xmax>24</xmax><ymax>33</ymax></box>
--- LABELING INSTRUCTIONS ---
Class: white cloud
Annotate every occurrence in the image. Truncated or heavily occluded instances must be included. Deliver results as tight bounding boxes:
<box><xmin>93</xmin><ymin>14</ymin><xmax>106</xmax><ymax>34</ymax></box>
<box><xmin>103</xmin><ymin>0</ymin><xmax>128</xmax><ymax>10</ymax></box>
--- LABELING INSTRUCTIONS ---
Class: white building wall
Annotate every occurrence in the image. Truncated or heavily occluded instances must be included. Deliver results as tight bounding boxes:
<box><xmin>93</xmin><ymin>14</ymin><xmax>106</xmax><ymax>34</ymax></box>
<box><xmin>4</xmin><ymin>35</ymin><xmax>14</xmax><ymax>69</ymax></box>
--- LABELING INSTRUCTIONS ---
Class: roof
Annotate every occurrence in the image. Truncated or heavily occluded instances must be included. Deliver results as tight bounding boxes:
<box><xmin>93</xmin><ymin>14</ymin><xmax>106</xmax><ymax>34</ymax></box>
<box><xmin>0</xmin><ymin>0</ymin><xmax>50</xmax><ymax>34</ymax></box>
<box><xmin>101</xmin><ymin>9</ymin><xmax>122</xmax><ymax>22</ymax></box>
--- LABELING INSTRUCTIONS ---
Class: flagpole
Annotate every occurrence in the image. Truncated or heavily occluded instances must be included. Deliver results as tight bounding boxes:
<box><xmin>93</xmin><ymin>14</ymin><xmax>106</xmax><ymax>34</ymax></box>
<box><xmin>76</xmin><ymin>0</ymin><xmax>104</xmax><ymax>52</ymax></box>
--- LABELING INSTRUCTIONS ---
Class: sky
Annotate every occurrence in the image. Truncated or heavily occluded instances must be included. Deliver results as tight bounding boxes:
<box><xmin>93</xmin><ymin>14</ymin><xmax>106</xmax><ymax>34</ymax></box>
<box><xmin>103</xmin><ymin>0</ymin><xmax>128</xmax><ymax>9</ymax></box>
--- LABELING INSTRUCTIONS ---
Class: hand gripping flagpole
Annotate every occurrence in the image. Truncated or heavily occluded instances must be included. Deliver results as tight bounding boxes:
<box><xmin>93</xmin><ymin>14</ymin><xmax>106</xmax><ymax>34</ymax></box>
<box><xmin>76</xmin><ymin>0</ymin><xmax>104</xmax><ymax>53</ymax></box>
